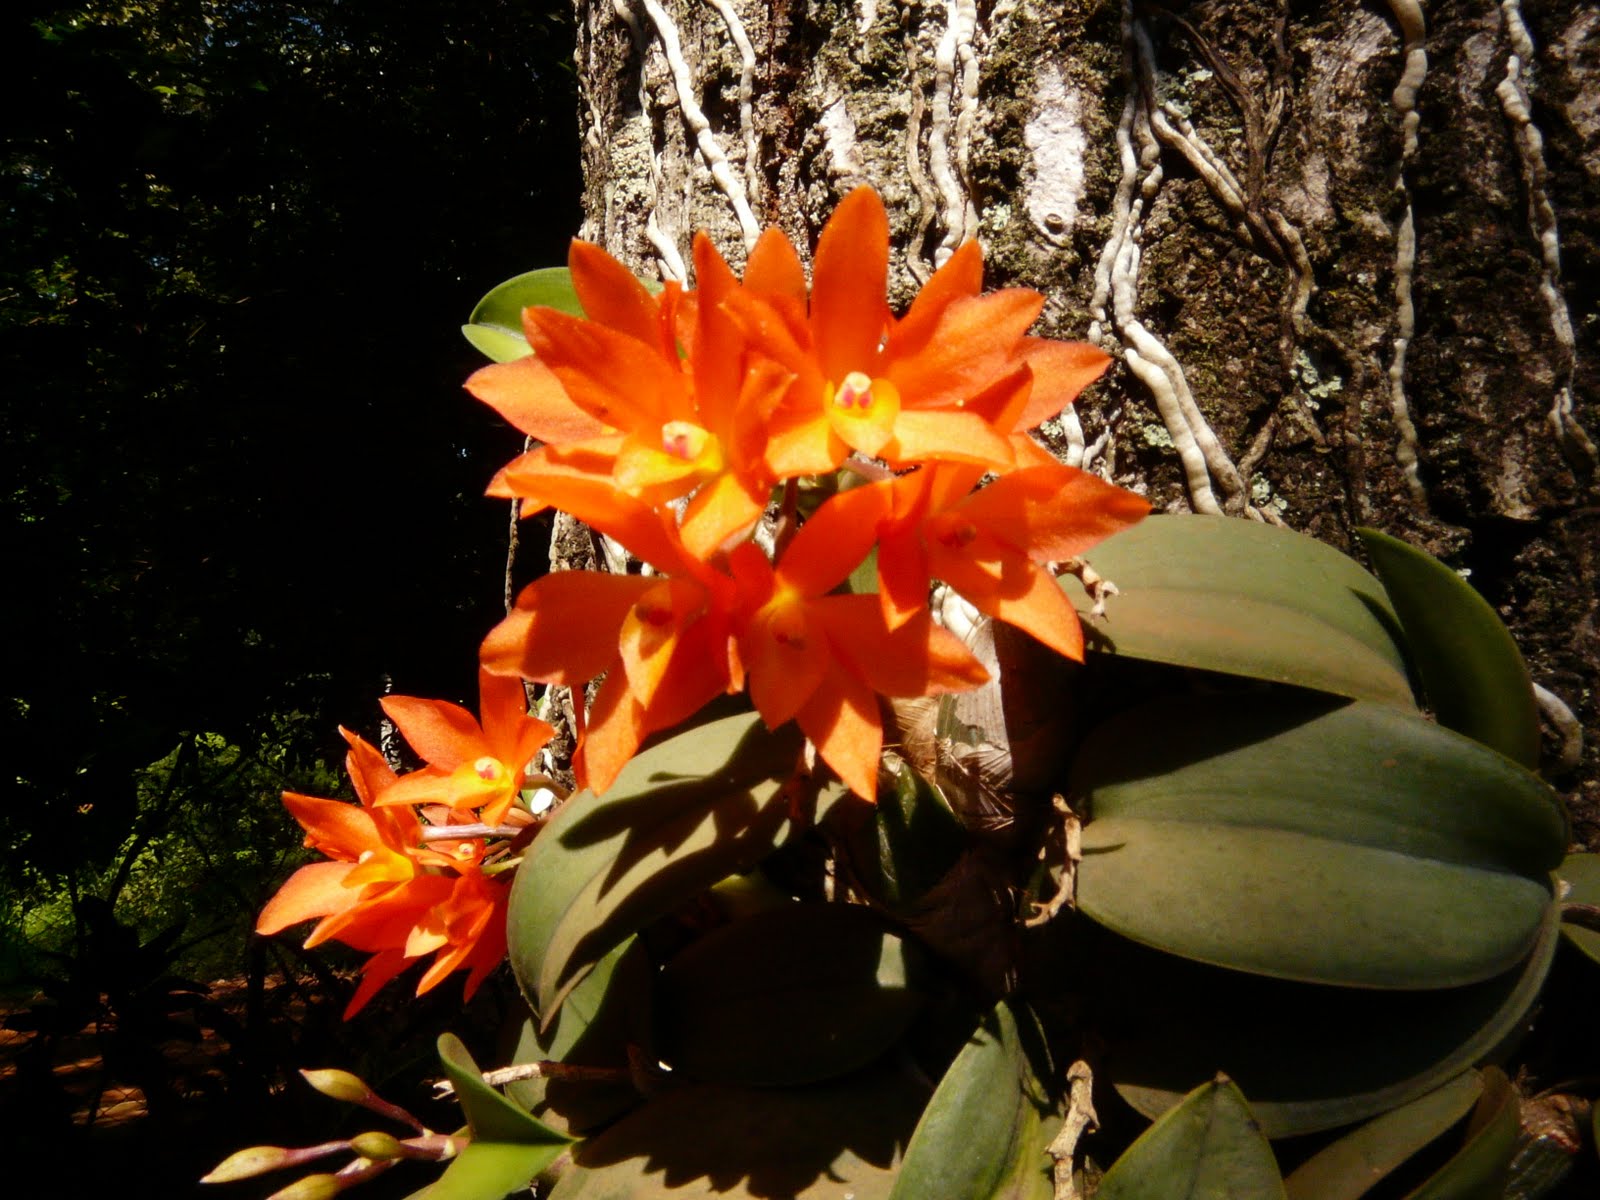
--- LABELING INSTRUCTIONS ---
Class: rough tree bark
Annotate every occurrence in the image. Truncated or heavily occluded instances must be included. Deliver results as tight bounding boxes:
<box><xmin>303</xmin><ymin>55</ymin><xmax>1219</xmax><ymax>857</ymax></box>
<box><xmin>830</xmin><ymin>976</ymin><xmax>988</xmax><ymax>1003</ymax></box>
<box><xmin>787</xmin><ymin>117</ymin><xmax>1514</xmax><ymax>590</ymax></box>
<box><xmin>567</xmin><ymin>0</ymin><xmax>1600</xmax><ymax>844</ymax></box>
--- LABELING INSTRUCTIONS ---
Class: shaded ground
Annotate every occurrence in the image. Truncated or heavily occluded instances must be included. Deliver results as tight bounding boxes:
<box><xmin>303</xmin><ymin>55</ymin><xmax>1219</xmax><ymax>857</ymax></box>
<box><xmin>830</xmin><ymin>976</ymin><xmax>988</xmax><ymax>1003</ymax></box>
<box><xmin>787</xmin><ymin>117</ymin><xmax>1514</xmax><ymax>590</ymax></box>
<box><xmin>0</xmin><ymin>970</ymin><xmax>512</xmax><ymax>1200</ymax></box>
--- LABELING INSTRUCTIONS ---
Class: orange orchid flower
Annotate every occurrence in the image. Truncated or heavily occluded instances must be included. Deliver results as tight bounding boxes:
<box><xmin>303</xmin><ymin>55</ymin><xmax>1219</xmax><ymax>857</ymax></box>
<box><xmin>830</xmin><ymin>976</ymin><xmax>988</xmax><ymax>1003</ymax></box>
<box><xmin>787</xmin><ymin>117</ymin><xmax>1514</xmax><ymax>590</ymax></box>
<box><xmin>727</xmin><ymin>510</ymin><xmax>988</xmax><ymax>802</ymax></box>
<box><xmin>720</xmin><ymin>187</ymin><xmax>1113</xmax><ymax>479</ymax></box>
<box><xmin>256</xmin><ymin>730</ymin><xmax>513</xmax><ymax>1017</ymax></box>
<box><xmin>481</xmin><ymin>567</ymin><xmax>742</xmax><ymax>795</ymax></box>
<box><xmin>374</xmin><ymin>669</ymin><xmax>554</xmax><ymax>827</ymax></box>
<box><xmin>470</xmin><ymin>237</ymin><xmax>788</xmax><ymax>558</ymax></box>
<box><xmin>867</xmin><ymin>458</ymin><xmax>1151</xmax><ymax>658</ymax></box>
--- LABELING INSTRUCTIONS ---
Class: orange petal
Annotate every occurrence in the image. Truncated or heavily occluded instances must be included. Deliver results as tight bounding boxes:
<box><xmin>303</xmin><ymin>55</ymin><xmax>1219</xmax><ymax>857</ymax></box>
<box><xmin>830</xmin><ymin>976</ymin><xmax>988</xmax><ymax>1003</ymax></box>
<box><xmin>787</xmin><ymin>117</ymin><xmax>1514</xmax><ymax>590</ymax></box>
<box><xmin>570</xmin><ymin>240</ymin><xmax>662</xmax><ymax>346</ymax></box>
<box><xmin>575</xmin><ymin>672</ymin><xmax>648</xmax><ymax>795</ymax></box>
<box><xmin>380</xmin><ymin>696</ymin><xmax>487</xmax><ymax>772</ymax></box>
<box><xmin>884</xmin><ymin>290</ymin><xmax>1044</xmax><ymax>410</ymax></box>
<box><xmin>882</xmin><ymin>409</ymin><xmax>1014</xmax><ymax>470</ymax></box>
<box><xmin>743</xmin><ymin>227</ymin><xmax>808</xmax><ymax>307</ymax></box>
<box><xmin>256</xmin><ymin>861</ymin><xmax>358</xmax><ymax>935</ymax></box>
<box><xmin>465</xmin><ymin>356</ymin><xmax>612</xmax><ymax>443</ymax></box>
<box><xmin>343</xmin><ymin>948</ymin><xmax>411</xmax><ymax>1018</ymax></box>
<box><xmin>618</xmin><ymin>578</ymin><xmax>704</xmax><ymax>709</ymax></box>
<box><xmin>893</xmin><ymin>240</ymin><xmax>983</xmax><ymax>350</ymax></box>
<box><xmin>341</xmin><ymin>730</ymin><xmax>400</xmax><ymax>807</ymax></box>
<box><xmin>501</xmin><ymin>476</ymin><xmax>694</xmax><ymax>575</ymax></box>
<box><xmin>927</xmin><ymin>536</ymin><xmax>1086</xmax><ymax>661</ymax></box>
<box><xmin>478</xmin><ymin>669</ymin><xmax>548</xmax><ymax>760</ymax></box>
<box><xmin>762</xmin><ymin>405</ymin><xmax>845</xmax><ymax>479</ymax></box>
<box><xmin>776</xmin><ymin>480</ymin><xmax>891</xmax><ymax>598</ymax></box>
<box><xmin>796</xmin><ymin>665</ymin><xmax>882</xmax><ymax>802</ymax></box>
<box><xmin>493</xmin><ymin>437</ymin><xmax>625</xmax><ymax>503</ymax></box>
<box><xmin>483</xmin><ymin>572</ymin><xmax>654</xmax><ymax>685</ymax></box>
<box><xmin>282</xmin><ymin>792</ymin><xmax>384</xmax><ymax>861</ymax></box>
<box><xmin>811</xmin><ymin>187</ymin><xmax>891</xmax><ymax>381</ymax></box>
<box><xmin>680</xmin><ymin>471</ymin><xmax>769</xmax><ymax>560</ymax></box>
<box><xmin>1012</xmin><ymin>339</ymin><xmax>1112</xmax><ymax>430</ymax></box>
<box><xmin>875</xmin><ymin>526</ymin><xmax>930</xmax><ymax>630</ymax></box>
<box><xmin>523</xmin><ymin>306</ymin><xmax>689</xmax><ymax>429</ymax></box>
<box><xmin>745</xmin><ymin>600</ymin><xmax>829</xmax><ymax>729</ymax></box>
<box><xmin>813</xmin><ymin>596</ymin><xmax>988</xmax><ymax>697</ymax></box>
<box><xmin>957</xmin><ymin>464</ymin><xmax>1151</xmax><ymax>563</ymax></box>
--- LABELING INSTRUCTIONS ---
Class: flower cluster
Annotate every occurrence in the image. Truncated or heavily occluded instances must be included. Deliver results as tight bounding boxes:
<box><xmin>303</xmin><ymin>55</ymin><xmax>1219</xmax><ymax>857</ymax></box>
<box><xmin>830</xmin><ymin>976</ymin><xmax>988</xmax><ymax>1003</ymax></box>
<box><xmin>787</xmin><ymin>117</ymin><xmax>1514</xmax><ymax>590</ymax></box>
<box><xmin>256</xmin><ymin>672</ymin><xmax>552</xmax><ymax>1014</ymax></box>
<box><xmin>470</xmin><ymin>188</ymin><xmax>1150</xmax><ymax>801</ymax></box>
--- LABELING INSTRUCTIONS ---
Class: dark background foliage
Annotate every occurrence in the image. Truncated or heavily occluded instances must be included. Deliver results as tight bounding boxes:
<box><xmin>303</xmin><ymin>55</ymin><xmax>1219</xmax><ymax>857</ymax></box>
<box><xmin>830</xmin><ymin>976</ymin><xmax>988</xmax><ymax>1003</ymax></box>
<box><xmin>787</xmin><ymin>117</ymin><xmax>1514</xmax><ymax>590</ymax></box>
<box><xmin>1</xmin><ymin>0</ymin><xmax>581</xmax><ymax>1190</ymax></box>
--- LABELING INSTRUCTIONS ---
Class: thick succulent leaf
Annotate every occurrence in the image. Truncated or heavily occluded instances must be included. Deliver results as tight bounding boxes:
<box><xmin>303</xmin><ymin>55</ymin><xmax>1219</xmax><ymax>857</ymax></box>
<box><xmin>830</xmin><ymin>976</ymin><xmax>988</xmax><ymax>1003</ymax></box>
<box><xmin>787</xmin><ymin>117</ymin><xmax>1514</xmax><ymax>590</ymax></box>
<box><xmin>508</xmin><ymin>711</ymin><xmax>841</xmax><ymax>1024</ymax></box>
<box><xmin>435</xmin><ymin>1033</ymin><xmax>571</xmax><ymax>1150</ymax></box>
<box><xmin>1557</xmin><ymin>852</ymin><xmax>1600</xmax><ymax>967</ymax></box>
<box><xmin>1357</xmin><ymin>528</ymin><xmax>1540</xmax><ymax>767</ymax></box>
<box><xmin>1074</xmin><ymin>695</ymin><xmax>1564</xmax><ymax>988</ymax></box>
<box><xmin>1404</xmin><ymin>1068</ymin><xmax>1520</xmax><ymax>1199</ymax></box>
<box><xmin>507</xmin><ymin>937</ymin><xmax>652</xmax><ymax>1135</ymax></box>
<box><xmin>1061</xmin><ymin>514</ymin><xmax>1413</xmax><ymax>707</ymax></box>
<box><xmin>1095</xmin><ymin>1076</ymin><xmax>1285</xmax><ymax>1200</ymax></box>
<box><xmin>407</xmin><ymin>1142</ymin><xmax>565</xmax><ymax>1200</ymax></box>
<box><xmin>461</xmin><ymin>267</ymin><xmax>584</xmax><ymax>362</ymax></box>
<box><xmin>657</xmin><ymin>904</ymin><xmax>921</xmax><ymax>1087</ymax></box>
<box><xmin>1104</xmin><ymin>904</ymin><xmax>1559</xmax><ymax>1137</ymax></box>
<box><xmin>546</xmin><ymin>1060</ymin><xmax>928</xmax><ymax>1199</ymax></box>
<box><xmin>1282</xmin><ymin>1072</ymin><xmax>1482</xmax><ymax>1200</ymax></box>
<box><xmin>888</xmin><ymin>1000</ymin><xmax>1057</xmax><ymax>1200</ymax></box>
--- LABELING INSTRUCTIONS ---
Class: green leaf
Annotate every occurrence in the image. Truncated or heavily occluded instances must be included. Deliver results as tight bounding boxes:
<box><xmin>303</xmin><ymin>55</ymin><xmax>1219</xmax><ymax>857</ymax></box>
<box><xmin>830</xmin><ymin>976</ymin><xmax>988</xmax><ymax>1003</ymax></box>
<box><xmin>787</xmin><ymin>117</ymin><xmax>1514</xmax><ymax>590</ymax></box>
<box><xmin>871</xmin><ymin>765</ymin><xmax>968</xmax><ymax>910</ymax></box>
<box><xmin>1103</xmin><ymin>903</ymin><xmax>1560</xmax><ymax>1137</ymax></box>
<box><xmin>435</xmin><ymin>1034</ymin><xmax>571</xmax><ymax>1149</ymax></box>
<box><xmin>1404</xmin><ymin>1068</ymin><xmax>1520</xmax><ymax>1199</ymax></box>
<box><xmin>657</xmin><ymin>904</ymin><xmax>921</xmax><ymax>1087</ymax></box>
<box><xmin>461</xmin><ymin>267</ymin><xmax>585</xmax><ymax>362</ymax></box>
<box><xmin>507</xmin><ymin>937</ymin><xmax>652</xmax><ymax>1135</ymax></box>
<box><xmin>888</xmin><ymin>1000</ymin><xmax>1057</xmax><ymax>1200</ymax></box>
<box><xmin>1282</xmin><ymin>1072</ymin><xmax>1482</xmax><ymax>1200</ymax></box>
<box><xmin>1061</xmin><ymin>515</ymin><xmax>1414</xmax><ymax>707</ymax></box>
<box><xmin>507</xmin><ymin>710</ymin><xmax>842</xmax><ymax>1024</ymax></box>
<box><xmin>1096</xmin><ymin>1076</ymin><xmax>1285</xmax><ymax>1200</ymax></box>
<box><xmin>1557</xmin><ymin>852</ymin><xmax>1600</xmax><ymax>967</ymax></box>
<box><xmin>1356</xmin><ymin>528</ymin><xmax>1540</xmax><ymax>767</ymax></box>
<box><xmin>1074</xmin><ymin>695</ymin><xmax>1564</xmax><ymax>988</ymax></box>
<box><xmin>546</xmin><ymin>1060</ymin><xmax>928</xmax><ymax>1199</ymax></box>
<box><xmin>407</xmin><ymin>1142</ymin><xmax>564</xmax><ymax>1200</ymax></box>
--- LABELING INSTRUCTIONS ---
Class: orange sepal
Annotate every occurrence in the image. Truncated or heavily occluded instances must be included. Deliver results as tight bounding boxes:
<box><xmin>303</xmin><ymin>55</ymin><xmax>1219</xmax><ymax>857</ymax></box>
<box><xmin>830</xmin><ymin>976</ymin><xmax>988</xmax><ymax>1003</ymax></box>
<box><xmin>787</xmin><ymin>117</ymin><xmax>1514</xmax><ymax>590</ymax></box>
<box><xmin>1011</xmin><ymin>339</ymin><xmax>1113</xmax><ymax>430</ymax></box>
<box><xmin>796</xmin><ymin>665</ymin><xmax>883</xmax><ymax>803</ymax></box>
<box><xmin>569</xmin><ymin>239</ymin><xmax>662</xmax><ymax>346</ymax></box>
<box><xmin>957</xmin><ymin>463</ymin><xmax>1151</xmax><ymax>563</ymax></box>
<box><xmin>256</xmin><ymin>861</ymin><xmax>358</xmax><ymax>936</ymax></box>
<box><xmin>927</xmin><ymin>534</ymin><xmax>1086</xmax><ymax>661</ymax></box>
<box><xmin>483</xmin><ymin>572</ymin><xmax>655</xmax><ymax>686</ymax></box>
<box><xmin>811</xmin><ymin>187</ymin><xmax>891</xmax><ymax>381</ymax></box>
<box><xmin>379</xmin><ymin>696</ymin><xmax>486</xmax><ymax>772</ymax></box>
<box><xmin>465</xmin><ymin>357</ymin><xmax>612</xmax><ymax>443</ymax></box>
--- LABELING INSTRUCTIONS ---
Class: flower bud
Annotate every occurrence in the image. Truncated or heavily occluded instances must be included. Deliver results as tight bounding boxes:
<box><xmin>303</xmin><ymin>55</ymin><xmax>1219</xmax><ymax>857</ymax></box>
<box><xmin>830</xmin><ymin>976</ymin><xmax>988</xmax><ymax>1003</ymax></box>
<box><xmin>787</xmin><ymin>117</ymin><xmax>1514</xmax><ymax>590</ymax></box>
<box><xmin>300</xmin><ymin>1068</ymin><xmax>370</xmax><ymax>1104</ymax></box>
<box><xmin>201</xmin><ymin>1145</ymin><xmax>294</xmax><ymax>1183</ymax></box>
<box><xmin>266</xmin><ymin>1174</ymin><xmax>344</xmax><ymax>1200</ymax></box>
<box><xmin>348</xmin><ymin>1132</ymin><xmax>405</xmax><ymax>1160</ymax></box>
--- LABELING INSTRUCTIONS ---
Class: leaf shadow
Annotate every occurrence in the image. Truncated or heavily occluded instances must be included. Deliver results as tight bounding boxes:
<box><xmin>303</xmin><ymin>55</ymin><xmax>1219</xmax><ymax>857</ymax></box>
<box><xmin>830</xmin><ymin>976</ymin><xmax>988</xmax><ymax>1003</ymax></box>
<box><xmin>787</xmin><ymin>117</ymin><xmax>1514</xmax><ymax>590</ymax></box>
<box><xmin>565</xmin><ymin>1059</ymin><xmax>928</xmax><ymax>1198</ymax></box>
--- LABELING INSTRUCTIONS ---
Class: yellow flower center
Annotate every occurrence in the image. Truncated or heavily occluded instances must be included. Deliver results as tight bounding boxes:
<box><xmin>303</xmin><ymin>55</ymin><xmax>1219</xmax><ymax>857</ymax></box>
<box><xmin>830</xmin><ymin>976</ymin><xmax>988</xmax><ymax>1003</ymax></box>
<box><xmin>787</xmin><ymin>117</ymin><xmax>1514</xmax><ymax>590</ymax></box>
<box><xmin>825</xmin><ymin>372</ymin><xmax>900</xmax><ymax>457</ymax></box>
<box><xmin>661</xmin><ymin>420</ymin><xmax>713</xmax><ymax>461</ymax></box>
<box><xmin>473</xmin><ymin>756</ymin><xmax>504</xmax><ymax>782</ymax></box>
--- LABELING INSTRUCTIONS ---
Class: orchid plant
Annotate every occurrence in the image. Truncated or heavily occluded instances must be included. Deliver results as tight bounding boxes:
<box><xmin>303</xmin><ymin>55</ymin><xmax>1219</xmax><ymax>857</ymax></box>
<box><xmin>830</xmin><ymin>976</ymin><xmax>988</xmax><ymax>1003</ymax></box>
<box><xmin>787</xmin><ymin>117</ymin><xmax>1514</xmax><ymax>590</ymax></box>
<box><xmin>210</xmin><ymin>189</ymin><xmax>1598</xmax><ymax>1200</ymax></box>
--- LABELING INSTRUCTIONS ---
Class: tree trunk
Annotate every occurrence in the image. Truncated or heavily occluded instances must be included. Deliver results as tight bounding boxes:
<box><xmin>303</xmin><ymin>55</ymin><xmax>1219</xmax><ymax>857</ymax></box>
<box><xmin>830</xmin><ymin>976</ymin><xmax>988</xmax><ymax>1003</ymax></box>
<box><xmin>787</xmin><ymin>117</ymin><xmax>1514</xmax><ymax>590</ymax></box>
<box><xmin>570</xmin><ymin>0</ymin><xmax>1600</xmax><ymax>843</ymax></box>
